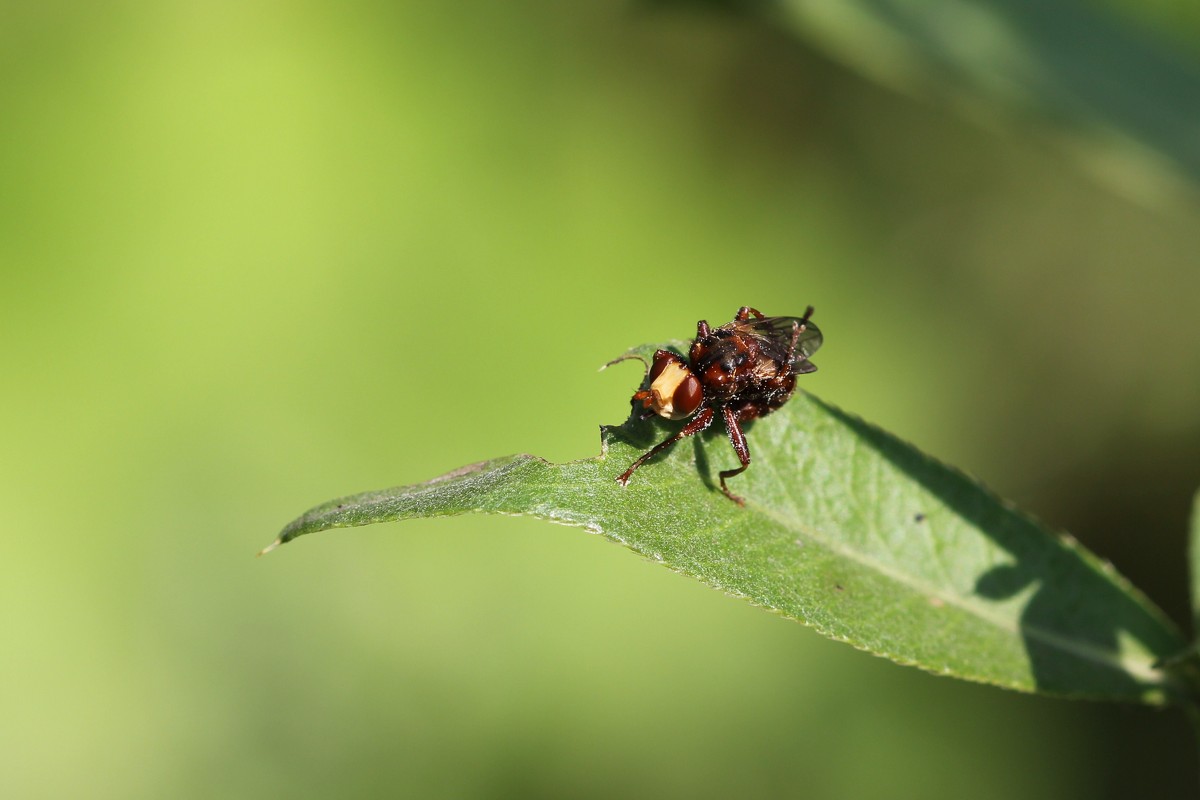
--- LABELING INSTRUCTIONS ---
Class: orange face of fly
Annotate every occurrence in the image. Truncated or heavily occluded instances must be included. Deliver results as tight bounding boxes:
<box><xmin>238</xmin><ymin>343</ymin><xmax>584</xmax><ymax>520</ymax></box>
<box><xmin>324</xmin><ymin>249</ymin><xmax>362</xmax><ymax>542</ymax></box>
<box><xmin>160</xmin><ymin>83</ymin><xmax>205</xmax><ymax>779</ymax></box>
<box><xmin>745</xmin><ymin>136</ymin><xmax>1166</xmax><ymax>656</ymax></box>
<box><xmin>632</xmin><ymin>350</ymin><xmax>704</xmax><ymax>421</ymax></box>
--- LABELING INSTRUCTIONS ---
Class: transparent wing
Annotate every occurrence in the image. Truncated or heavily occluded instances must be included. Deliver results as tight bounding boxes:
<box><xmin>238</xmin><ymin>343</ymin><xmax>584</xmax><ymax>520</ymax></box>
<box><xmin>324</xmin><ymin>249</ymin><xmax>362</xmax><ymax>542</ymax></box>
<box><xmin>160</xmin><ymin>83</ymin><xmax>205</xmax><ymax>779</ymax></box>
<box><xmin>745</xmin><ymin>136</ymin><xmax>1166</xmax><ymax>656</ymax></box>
<box><xmin>733</xmin><ymin>315</ymin><xmax>824</xmax><ymax>364</ymax></box>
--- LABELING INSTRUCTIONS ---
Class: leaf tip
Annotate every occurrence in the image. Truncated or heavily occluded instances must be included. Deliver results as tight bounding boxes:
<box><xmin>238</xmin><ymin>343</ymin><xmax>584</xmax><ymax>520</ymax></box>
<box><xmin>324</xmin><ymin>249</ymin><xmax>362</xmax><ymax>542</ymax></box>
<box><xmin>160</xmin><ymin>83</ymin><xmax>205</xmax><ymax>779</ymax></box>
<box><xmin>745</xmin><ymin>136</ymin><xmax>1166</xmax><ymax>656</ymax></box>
<box><xmin>257</xmin><ymin>538</ymin><xmax>283</xmax><ymax>557</ymax></box>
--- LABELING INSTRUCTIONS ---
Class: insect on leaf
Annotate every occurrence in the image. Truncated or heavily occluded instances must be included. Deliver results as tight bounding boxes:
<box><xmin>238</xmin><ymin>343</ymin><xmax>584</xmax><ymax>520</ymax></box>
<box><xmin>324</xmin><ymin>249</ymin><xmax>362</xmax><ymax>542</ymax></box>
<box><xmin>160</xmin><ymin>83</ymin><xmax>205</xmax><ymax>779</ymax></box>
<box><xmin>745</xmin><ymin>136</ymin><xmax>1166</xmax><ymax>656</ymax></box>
<box><xmin>266</xmin><ymin>342</ymin><xmax>1187</xmax><ymax>704</ymax></box>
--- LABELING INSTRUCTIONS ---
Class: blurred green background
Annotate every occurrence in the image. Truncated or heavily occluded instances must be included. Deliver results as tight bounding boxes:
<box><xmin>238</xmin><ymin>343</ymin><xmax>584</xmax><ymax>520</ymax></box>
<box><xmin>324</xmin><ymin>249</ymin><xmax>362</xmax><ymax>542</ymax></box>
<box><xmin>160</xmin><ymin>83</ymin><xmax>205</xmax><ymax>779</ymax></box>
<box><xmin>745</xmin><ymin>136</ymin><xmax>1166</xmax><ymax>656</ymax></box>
<box><xmin>4</xmin><ymin>1</ymin><xmax>1200</xmax><ymax>797</ymax></box>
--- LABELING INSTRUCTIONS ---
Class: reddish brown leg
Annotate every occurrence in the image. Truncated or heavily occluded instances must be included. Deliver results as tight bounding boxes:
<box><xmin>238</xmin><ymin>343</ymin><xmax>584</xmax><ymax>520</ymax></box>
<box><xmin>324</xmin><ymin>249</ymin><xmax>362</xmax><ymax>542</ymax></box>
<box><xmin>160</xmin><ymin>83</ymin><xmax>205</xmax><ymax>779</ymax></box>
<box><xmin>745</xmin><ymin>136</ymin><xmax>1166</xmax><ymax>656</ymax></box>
<box><xmin>718</xmin><ymin>405</ymin><xmax>752</xmax><ymax>505</ymax></box>
<box><xmin>696</xmin><ymin>319</ymin><xmax>711</xmax><ymax>338</ymax></box>
<box><xmin>735</xmin><ymin>306</ymin><xmax>765</xmax><ymax>322</ymax></box>
<box><xmin>617</xmin><ymin>406</ymin><xmax>715</xmax><ymax>486</ymax></box>
<box><xmin>783</xmin><ymin>306</ymin><xmax>815</xmax><ymax>377</ymax></box>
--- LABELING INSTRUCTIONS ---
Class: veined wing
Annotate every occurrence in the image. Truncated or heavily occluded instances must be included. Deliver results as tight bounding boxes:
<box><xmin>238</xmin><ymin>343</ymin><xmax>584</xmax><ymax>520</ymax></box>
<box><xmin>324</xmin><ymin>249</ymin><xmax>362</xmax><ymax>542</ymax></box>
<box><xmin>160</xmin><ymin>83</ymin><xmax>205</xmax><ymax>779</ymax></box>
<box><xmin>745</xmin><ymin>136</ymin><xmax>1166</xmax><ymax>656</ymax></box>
<box><xmin>731</xmin><ymin>314</ymin><xmax>823</xmax><ymax>365</ymax></box>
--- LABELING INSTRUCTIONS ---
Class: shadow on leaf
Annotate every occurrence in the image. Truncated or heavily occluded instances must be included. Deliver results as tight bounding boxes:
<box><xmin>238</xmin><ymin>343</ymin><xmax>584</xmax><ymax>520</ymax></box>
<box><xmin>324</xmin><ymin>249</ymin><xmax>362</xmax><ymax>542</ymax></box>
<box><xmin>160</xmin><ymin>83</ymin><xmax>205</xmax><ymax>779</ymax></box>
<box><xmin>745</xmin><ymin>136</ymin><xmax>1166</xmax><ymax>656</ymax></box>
<box><xmin>814</xmin><ymin>396</ymin><xmax>1184</xmax><ymax>700</ymax></box>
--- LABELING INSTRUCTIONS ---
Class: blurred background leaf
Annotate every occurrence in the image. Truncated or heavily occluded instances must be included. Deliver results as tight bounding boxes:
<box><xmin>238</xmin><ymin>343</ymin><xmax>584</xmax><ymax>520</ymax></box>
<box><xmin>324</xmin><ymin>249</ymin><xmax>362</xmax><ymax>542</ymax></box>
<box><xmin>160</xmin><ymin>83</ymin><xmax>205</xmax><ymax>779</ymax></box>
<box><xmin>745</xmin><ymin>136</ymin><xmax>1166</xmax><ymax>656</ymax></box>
<box><xmin>1191</xmin><ymin>490</ymin><xmax>1200</xmax><ymax>635</ymax></box>
<box><xmin>3</xmin><ymin>0</ymin><xmax>1199</xmax><ymax>797</ymax></box>
<box><xmin>774</xmin><ymin>0</ymin><xmax>1200</xmax><ymax>205</ymax></box>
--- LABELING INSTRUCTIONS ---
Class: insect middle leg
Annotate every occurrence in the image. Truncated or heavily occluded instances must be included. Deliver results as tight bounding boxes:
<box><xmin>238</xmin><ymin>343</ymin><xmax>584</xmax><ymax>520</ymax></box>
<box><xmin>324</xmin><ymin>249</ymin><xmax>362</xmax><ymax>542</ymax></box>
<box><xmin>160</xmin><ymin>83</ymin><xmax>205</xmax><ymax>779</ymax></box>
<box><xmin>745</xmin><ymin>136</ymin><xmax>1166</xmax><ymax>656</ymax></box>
<box><xmin>735</xmin><ymin>306</ymin><xmax>765</xmax><ymax>322</ymax></box>
<box><xmin>617</xmin><ymin>406</ymin><xmax>715</xmax><ymax>486</ymax></box>
<box><xmin>718</xmin><ymin>404</ymin><xmax>754</xmax><ymax>505</ymax></box>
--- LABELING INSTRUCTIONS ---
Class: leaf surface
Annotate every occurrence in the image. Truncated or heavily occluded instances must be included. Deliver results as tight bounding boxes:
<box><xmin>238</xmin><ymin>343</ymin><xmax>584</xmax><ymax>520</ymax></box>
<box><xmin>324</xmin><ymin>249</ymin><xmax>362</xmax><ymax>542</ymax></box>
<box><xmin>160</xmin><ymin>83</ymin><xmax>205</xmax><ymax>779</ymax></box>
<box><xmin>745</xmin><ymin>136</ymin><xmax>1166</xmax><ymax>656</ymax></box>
<box><xmin>268</xmin><ymin>344</ymin><xmax>1186</xmax><ymax>703</ymax></box>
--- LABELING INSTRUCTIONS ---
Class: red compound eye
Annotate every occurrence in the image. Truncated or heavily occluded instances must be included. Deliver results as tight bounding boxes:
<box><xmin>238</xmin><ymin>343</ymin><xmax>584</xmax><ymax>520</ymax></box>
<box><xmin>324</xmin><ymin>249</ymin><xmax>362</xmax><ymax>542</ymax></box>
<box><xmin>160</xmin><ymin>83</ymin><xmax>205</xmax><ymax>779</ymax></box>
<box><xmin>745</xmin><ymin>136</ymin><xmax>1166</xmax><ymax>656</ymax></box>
<box><xmin>647</xmin><ymin>350</ymin><xmax>677</xmax><ymax>382</ymax></box>
<box><xmin>672</xmin><ymin>374</ymin><xmax>703</xmax><ymax>417</ymax></box>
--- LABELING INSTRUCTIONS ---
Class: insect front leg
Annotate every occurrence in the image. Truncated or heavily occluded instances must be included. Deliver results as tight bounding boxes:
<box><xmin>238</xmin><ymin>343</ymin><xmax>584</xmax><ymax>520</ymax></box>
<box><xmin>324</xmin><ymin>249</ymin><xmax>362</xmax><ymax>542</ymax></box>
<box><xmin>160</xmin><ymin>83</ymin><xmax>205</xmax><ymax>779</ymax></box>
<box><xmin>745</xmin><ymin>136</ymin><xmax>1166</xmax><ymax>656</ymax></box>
<box><xmin>718</xmin><ymin>405</ymin><xmax>752</xmax><ymax>505</ymax></box>
<box><xmin>617</xmin><ymin>406</ymin><xmax>715</xmax><ymax>487</ymax></box>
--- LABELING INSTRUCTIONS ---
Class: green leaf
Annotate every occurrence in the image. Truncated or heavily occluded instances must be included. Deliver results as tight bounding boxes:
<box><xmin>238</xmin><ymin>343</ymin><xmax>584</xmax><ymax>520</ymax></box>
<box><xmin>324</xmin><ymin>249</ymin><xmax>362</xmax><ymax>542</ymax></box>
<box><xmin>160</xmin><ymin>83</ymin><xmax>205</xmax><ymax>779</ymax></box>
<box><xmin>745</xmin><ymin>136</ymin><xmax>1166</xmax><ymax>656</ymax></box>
<box><xmin>266</xmin><ymin>343</ymin><xmax>1186</xmax><ymax>704</ymax></box>
<box><xmin>1191</xmin><ymin>489</ymin><xmax>1200</xmax><ymax>637</ymax></box>
<box><xmin>772</xmin><ymin>0</ymin><xmax>1200</xmax><ymax>203</ymax></box>
<box><xmin>1155</xmin><ymin>490</ymin><xmax>1200</xmax><ymax>707</ymax></box>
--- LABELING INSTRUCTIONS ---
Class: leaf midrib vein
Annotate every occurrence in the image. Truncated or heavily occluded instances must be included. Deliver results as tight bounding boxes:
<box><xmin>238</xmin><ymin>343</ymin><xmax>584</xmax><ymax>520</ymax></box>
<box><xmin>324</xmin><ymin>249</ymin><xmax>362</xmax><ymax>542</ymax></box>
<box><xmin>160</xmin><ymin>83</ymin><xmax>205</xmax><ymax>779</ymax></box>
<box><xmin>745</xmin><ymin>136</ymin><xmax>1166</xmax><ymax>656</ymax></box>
<box><xmin>745</xmin><ymin>498</ymin><xmax>1162</xmax><ymax>684</ymax></box>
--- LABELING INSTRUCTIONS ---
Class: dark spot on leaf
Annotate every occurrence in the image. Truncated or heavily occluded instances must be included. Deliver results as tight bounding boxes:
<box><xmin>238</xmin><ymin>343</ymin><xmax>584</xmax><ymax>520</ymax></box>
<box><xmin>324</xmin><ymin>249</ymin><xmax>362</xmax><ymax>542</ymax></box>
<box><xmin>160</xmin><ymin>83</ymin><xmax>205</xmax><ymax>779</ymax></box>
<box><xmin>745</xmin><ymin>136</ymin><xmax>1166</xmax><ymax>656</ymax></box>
<box><xmin>914</xmin><ymin>512</ymin><xmax>926</xmax><ymax>523</ymax></box>
<box><xmin>834</xmin><ymin>584</ymin><xmax>844</xmax><ymax>592</ymax></box>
